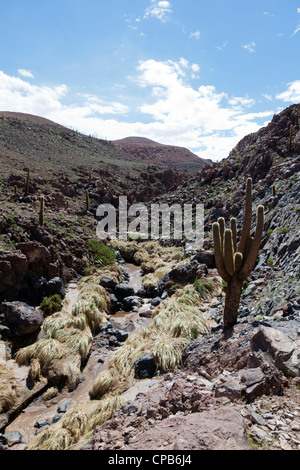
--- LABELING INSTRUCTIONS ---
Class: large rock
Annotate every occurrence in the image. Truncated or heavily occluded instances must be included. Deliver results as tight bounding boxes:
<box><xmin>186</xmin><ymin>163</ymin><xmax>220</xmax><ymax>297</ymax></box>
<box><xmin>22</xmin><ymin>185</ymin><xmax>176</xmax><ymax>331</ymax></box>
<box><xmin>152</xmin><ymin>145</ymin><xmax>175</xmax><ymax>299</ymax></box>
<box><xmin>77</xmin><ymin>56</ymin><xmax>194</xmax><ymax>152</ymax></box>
<box><xmin>134</xmin><ymin>354</ymin><xmax>157</xmax><ymax>379</ymax></box>
<box><xmin>0</xmin><ymin>250</ymin><xmax>28</xmax><ymax>297</ymax></box>
<box><xmin>250</xmin><ymin>325</ymin><xmax>300</xmax><ymax>377</ymax></box>
<box><xmin>43</xmin><ymin>277</ymin><xmax>66</xmax><ymax>299</ymax></box>
<box><xmin>16</xmin><ymin>241</ymin><xmax>50</xmax><ymax>267</ymax></box>
<box><xmin>122</xmin><ymin>296</ymin><xmax>143</xmax><ymax>312</ymax></box>
<box><xmin>115</xmin><ymin>284</ymin><xmax>135</xmax><ymax>300</ymax></box>
<box><xmin>158</xmin><ymin>260</ymin><xmax>207</xmax><ymax>295</ymax></box>
<box><xmin>126</xmin><ymin>407</ymin><xmax>251</xmax><ymax>450</ymax></box>
<box><xmin>0</xmin><ymin>301</ymin><xmax>44</xmax><ymax>337</ymax></box>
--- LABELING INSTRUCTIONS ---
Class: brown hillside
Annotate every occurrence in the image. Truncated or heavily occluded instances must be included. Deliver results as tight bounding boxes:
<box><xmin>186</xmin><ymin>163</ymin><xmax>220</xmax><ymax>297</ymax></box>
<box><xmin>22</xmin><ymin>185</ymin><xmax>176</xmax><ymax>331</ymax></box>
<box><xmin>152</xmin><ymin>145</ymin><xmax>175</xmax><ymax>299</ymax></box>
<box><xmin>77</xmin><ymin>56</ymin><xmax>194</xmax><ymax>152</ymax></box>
<box><xmin>113</xmin><ymin>136</ymin><xmax>211</xmax><ymax>169</ymax></box>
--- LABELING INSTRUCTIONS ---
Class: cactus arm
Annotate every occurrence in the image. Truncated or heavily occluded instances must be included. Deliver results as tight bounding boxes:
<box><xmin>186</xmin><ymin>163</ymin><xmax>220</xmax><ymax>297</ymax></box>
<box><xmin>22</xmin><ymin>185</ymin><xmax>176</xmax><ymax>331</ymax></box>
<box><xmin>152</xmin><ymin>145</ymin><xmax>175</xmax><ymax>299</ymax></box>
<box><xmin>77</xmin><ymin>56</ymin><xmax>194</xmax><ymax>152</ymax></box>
<box><xmin>217</xmin><ymin>217</ymin><xmax>225</xmax><ymax>256</ymax></box>
<box><xmin>230</xmin><ymin>218</ymin><xmax>237</xmax><ymax>252</ymax></box>
<box><xmin>234</xmin><ymin>252</ymin><xmax>243</xmax><ymax>273</ymax></box>
<box><xmin>212</xmin><ymin>222</ymin><xmax>231</xmax><ymax>282</ymax></box>
<box><xmin>224</xmin><ymin>229</ymin><xmax>235</xmax><ymax>276</ymax></box>
<box><xmin>239</xmin><ymin>205</ymin><xmax>264</xmax><ymax>280</ymax></box>
<box><xmin>237</xmin><ymin>178</ymin><xmax>252</xmax><ymax>256</ymax></box>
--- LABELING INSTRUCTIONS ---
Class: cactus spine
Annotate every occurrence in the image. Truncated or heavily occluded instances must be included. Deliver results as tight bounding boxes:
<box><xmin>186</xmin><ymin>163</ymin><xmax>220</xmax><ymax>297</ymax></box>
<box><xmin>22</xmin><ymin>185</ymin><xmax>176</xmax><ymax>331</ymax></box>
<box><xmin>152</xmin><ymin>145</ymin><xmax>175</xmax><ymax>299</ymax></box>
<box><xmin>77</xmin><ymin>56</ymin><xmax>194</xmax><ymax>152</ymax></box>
<box><xmin>212</xmin><ymin>178</ymin><xmax>264</xmax><ymax>330</ymax></box>
<box><xmin>39</xmin><ymin>196</ymin><xmax>45</xmax><ymax>226</ymax></box>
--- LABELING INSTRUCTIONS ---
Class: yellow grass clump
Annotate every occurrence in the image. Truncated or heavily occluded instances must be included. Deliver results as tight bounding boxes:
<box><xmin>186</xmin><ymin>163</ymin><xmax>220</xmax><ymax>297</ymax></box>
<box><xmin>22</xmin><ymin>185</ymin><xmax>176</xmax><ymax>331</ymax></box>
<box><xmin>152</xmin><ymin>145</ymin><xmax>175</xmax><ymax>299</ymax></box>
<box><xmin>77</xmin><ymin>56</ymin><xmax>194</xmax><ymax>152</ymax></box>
<box><xmin>28</xmin><ymin>394</ymin><xmax>125</xmax><ymax>450</ymax></box>
<box><xmin>0</xmin><ymin>361</ymin><xmax>18</xmax><ymax>413</ymax></box>
<box><xmin>14</xmin><ymin>270</ymin><xmax>114</xmax><ymax>392</ymax></box>
<box><xmin>90</xmin><ymin>281</ymin><xmax>215</xmax><ymax>402</ymax></box>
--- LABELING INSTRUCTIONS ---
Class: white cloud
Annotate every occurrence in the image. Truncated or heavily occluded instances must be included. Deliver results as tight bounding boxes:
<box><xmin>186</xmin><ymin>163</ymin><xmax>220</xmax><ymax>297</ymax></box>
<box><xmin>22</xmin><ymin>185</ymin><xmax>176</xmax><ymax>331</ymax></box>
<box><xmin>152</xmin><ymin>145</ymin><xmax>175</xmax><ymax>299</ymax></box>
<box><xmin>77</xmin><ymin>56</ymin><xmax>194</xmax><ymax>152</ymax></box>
<box><xmin>262</xmin><ymin>93</ymin><xmax>273</xmax><ymax>101</ymax></box>
<box><xmin>18</xmin><ymin>69</ymin><xmax>34</xmax><ymax>78</ymax></box>
<box><xmin>0</xmin><ymin>65</ymin><xmax>275</xmax><ymax>162</ymax></box>
<box><xmin>216</xmin><ymin>41</ymin><xmax>228</xmax><ymax>51</ymax></box>
<box><xmin>189</xmin><ymin>30</ymin><xmax>200</xmax><ymax>40</ymax></box>
<box><xmin>0</xmin><ymin>71</ymin><xmax>67</xmax><ymax>116</ymax></box>
<box><xmin>276</xmin><ymin>80</ymin><xmax>300</xmax><ymax>102</ymax></box>
<box><xmin>144</xmin><ymin>0</ymin><xmax>172</xmax><ymax>22</ymax></box>
<box><xmin>132</xmin><ymin>59</ymin><xmax>273</xmax><ymax>160</ymax></box>
<box><xmin>292</xmin><ymin>24</ymin><xmax>300</xmax><ymax>36</ymax></box>
<box><xmin>242</xmin><ymin>41</ymin><xmax>256</xmax><ymax>53</ymax></box>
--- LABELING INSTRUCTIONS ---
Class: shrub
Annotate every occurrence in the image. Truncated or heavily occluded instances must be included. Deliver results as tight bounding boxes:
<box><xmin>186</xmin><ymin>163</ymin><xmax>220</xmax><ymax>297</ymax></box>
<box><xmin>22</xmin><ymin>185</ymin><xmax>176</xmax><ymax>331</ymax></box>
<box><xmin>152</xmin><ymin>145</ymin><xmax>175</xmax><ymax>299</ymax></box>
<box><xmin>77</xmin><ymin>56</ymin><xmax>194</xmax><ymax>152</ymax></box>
<box><xmin>87</xmin><ymin>240</ymin><xmax>115</xmax><ymax>266</ymax></box>
<box><xmin>40</xmin><ymin>294</ymin><xmax>63</xmax><ymax>317</ymax></box>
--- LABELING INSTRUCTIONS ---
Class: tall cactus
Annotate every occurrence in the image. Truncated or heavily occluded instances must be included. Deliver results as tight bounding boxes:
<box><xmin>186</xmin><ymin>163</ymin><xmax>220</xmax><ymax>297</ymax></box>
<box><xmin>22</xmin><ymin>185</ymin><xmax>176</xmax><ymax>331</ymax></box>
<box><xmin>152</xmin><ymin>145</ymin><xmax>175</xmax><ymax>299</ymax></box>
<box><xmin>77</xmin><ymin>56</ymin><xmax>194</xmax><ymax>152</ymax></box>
<box><xmin>85</xmin><ymin>190</ymin><xmax>90</xmax><ymax>212</ymax></box>
<box><xmin>24</xmin><ymin>168</ymin><xmax>30</xmax><ymax>196</ymax></box>
<box><xmin>212</xmin><ymin>178</ymin><xmax>264</xmax><ymax>329</ymax></box>
<box><xmin>39</xmin><ymin>196</ymin><xmax>45</xmax><ymax>227</ymax></box>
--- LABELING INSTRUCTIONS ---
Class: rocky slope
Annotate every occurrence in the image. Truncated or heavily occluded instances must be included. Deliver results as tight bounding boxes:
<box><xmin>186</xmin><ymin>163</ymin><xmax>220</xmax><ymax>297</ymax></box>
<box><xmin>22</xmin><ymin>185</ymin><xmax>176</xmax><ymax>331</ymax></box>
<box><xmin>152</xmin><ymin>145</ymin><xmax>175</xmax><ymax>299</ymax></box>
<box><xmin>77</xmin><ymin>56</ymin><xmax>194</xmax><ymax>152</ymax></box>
<box><xmin>113</xmin><ymin>136</ymin><xmax>210</xmax><ymax>172</ymax></box>
<box><xmin>0</xmin><ymin>104</ymin><xmax>299</xmax><ymax>451</ymax></box>
<box><xmin>81</xmin><ymin>103</ymin><xmax>300</xmax><ymax>451</ymax></box>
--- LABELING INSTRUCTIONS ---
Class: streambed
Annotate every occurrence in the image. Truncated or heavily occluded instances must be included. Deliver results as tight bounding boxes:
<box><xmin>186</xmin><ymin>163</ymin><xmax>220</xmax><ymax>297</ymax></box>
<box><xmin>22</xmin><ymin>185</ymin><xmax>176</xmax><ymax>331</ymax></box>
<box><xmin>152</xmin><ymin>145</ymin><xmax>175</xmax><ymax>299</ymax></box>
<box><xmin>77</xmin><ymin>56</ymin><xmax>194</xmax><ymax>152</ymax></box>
<box><xmin>3</xmin><ymin>263</ymin><xmax>154</xmax><ymax>449</ymax></box>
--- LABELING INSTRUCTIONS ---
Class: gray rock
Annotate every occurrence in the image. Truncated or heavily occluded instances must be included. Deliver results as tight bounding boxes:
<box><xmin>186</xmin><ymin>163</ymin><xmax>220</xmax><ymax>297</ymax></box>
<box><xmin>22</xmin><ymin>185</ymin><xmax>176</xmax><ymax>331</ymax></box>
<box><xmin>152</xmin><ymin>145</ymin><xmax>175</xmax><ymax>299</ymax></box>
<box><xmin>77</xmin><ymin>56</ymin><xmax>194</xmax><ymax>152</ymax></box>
<box><xmin>251</xmin><ymin>325</ymin><xmax>300</xmax><ymax>377</ymax></box>
<box><xmin>100</xmin><ymin>276</ymin><xmax>117</xmax><ymax>289</ymax></box>
<box><xmin>43</xmin><ymin>277</ymin><xmax>66</xmax><ymax>298</ymax></box>
<box><xmin>134</xmin><ymin>354</ymin><xmax>157</xmax><ymax>379</ymax></box>
<box><xmin>115</xmin><ymin>284</ymin><xmax>135</xmax><ymax>300</ymax></box>
<box><xmin>2</xmin><ymin>431</ymin><xmax>22</xmax><ymax>447</ymax></box>
<box><xmin>122</xmin><ymin>296</ymin><xmax>142</xmax><ymax>311</ymax></box>
<box><xmin>110</xmin><ymin>329</ymin><xmax>129</xmax><ymax>342</ymax></box>
<box><xmin>57</xmin><ymin>400</ymin><xmax>72</xmax><ymax>413</ymax></box>
<box><xmin>0</xmin><ymin>301</ymin><xmax>44</xmax><ymax>336</ymax></box>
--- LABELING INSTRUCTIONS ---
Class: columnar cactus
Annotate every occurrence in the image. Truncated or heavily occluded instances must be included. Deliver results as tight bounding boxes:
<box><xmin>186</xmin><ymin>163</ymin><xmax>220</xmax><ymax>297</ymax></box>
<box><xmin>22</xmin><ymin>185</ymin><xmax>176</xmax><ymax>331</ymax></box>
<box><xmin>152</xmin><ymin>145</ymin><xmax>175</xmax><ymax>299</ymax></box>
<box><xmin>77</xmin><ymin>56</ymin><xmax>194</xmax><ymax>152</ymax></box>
<box><xmin>39</xmin><ymin>196</ymin><xmax>45</xmax><ymax>226</ymax></box>
<box><xmin>212</xmin><ymin>178</ymin><xmax>264</xmax><ymax>329</ymax></box>
<box><xmin>24</xmin><ymin>169</ymin><xmax>30</xmax><ymax>196</ymax></box>
<box><xmin>86</xmin><ymin>191</ymin><xmax>90</xmax><ymax>212</ymax></box>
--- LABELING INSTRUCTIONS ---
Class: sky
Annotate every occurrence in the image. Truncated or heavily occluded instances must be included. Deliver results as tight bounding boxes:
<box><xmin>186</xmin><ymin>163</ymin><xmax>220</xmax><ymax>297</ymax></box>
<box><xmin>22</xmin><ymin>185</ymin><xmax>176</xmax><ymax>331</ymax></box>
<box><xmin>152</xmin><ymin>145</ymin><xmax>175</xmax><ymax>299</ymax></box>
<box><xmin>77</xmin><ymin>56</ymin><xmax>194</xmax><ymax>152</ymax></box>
<box><xmin>0</xmin><ymin>0</ymin><xmax>299</xmax><ymax>162</ymax></box>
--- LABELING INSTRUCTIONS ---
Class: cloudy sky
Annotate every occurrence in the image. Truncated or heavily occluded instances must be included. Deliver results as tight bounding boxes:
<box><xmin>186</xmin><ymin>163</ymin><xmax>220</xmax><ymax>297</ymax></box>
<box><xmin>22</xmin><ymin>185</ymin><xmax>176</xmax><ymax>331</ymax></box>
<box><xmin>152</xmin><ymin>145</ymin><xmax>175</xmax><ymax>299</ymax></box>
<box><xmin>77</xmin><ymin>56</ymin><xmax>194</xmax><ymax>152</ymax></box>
<box><xmin>0</xmin><ymin>0</ymin><xmax>299</xmax><ymax>161</ymax></box>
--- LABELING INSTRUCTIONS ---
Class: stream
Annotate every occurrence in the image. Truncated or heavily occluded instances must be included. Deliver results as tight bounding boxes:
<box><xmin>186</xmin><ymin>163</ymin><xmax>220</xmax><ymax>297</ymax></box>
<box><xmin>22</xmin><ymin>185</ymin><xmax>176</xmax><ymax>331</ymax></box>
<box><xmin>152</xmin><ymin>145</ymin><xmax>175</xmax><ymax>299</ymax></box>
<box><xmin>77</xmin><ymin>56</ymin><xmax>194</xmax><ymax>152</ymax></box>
<box><xmin>3</xmin><ymin>263</ymin><xmax>155</xmax><ymax>449</ymax></box>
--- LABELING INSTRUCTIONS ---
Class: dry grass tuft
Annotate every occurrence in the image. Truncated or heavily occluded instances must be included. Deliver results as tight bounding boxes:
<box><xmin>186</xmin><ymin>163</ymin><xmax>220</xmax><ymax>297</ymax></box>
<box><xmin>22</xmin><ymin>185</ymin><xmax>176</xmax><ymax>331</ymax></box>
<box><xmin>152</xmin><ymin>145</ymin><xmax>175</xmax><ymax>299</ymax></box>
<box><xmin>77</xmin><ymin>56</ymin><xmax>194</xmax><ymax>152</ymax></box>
<box><xmin>0</xmin><ymin>361</ymin><xmax>18</xmax><ymax>413</ymax></box>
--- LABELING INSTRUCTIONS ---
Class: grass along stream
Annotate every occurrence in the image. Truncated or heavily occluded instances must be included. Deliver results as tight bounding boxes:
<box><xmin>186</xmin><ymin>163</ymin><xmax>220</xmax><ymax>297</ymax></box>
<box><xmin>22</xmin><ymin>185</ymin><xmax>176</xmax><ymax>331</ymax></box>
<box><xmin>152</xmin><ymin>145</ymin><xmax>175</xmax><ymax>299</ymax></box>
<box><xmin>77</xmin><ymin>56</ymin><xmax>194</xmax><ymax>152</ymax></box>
<box><xmin>3</xmin><ymin>263</ymin><xmax>153</xmax><ymax>449</ymax></box>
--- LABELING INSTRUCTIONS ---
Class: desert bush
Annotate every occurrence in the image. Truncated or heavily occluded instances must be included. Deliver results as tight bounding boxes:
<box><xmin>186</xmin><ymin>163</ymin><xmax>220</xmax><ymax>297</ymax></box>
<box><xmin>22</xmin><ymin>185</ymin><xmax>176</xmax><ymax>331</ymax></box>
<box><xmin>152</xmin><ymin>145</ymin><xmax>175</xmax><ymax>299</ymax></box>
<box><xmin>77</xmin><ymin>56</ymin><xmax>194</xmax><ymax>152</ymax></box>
<box><xmin>40</xmin><ymin>294</ymin><xmax>63</xmax><ymax>317</ymax></box>
<box><xmin>87</xmin><ymin>239</ymin><xmax>115</xmax><ymax>266</ymax></box>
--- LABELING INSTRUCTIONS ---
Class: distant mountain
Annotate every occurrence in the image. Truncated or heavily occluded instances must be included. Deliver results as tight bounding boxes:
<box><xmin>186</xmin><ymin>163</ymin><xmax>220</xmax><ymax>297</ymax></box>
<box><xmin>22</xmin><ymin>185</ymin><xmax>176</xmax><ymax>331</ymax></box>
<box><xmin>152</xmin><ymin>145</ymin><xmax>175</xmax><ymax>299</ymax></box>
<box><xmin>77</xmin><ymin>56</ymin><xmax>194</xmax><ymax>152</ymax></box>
<box><xmin>0</xmin><ymin>111</ymin><xmax>62</xmax><ymax>127</ymax></box>
<box><xmin>0</xmin><ymin>111</ymin><xmax>193</xmax><ymax>208</ymax></box>
<box><xmin>113</xmin><ymin>136</ymin><xmax>211</xmax><ymax>171</ymax></box>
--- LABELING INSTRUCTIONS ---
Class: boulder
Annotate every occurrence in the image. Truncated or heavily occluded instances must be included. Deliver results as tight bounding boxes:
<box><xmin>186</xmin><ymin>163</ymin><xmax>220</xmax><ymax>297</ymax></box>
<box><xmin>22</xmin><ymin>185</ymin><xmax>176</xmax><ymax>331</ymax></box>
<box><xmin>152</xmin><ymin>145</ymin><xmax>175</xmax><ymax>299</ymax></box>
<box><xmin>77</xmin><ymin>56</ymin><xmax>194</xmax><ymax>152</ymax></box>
<box><xmin>126</xmin><ymin>406</ymin><xmax>251</xmax><ymax>451</ymax></box>
<box><xmin>0</xmin><ymin>301</ymin><xmax>44</xmax><ymax>336</ymax></box>
<box><xmin>1</xmin><ymin>431</ymin><xmax>22</xmax><ymax>447</ymax></box>
<box><xmin>100</xmin><ymin>276</ymin><xmax>118</xmax><ymax>289</ymax></box>
<box><xmin>122</xmin><ymin>296</ymin><xmax>143</xmax><ymax>311</ymax></box>
<box><xmin>192</xmin><ymin>250</ymin><xmax>216</xmax><ymax>269</ymax></box>
<box><xmin>110</xmin><ymin>329</ymin><xmax>129</xmax><ymax>342</ymax></box>
<box><xmin>43</xmin><ymin>277</ymin><xmax>66</xmax><ymax>298</ymax></box>
<box><xmin>134</xmin><ymin>354</ymin><xmax>157</xmax><ymax>379</ymax></box>
<box><xmin>250</xmin><ymin>325</ymin><xmax>300</xmax><ymax>377</ymax></box>
<box><xmin>115</xmin><ymin>284</ymin><xmax>135</xmax><ymax>300</ymax></box>
<box><xmin>158</xmin><ymin>260</ymin><xmax>207</xmax><ymax>295</ymax></box>
<box><xmin>16</xmin><ymin>241</ymin><xmax>50</xmax><ymax>266</ymax></box>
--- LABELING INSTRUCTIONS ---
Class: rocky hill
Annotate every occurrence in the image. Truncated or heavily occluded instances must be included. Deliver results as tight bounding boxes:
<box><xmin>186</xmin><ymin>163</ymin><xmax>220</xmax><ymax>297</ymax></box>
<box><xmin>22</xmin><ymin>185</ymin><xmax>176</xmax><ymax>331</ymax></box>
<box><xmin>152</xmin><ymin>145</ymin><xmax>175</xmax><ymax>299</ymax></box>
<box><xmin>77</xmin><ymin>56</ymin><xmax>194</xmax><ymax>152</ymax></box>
<box><xmin>0</xmin><ymin>104</ymin><xmax>299</xmax><ymax>452</ymax></box>
<box><xmin>0</xmin><ymin>112</ymin><xmax>193</xmax><ymax>208</ymax></box>
<box><xmin>113</xmin><ymin>136</ymin><xmax>211</xmax><ymax>172</ymax></box>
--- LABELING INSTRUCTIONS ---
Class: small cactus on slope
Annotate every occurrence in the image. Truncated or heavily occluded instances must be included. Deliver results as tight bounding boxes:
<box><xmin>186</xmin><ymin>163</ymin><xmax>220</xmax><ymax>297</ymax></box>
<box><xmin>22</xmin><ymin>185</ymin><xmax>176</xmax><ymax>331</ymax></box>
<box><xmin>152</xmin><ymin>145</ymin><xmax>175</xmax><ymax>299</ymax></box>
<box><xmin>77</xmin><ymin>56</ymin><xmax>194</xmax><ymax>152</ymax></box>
<box><xmin>212</xmin><ymin>178</ymin><xmax>264</xmax><ymax>330</ymax></box>
<box><xmin>39</xmin><ymin>196</ymin><xmax>45</xmax><ymax>227</ymax></box>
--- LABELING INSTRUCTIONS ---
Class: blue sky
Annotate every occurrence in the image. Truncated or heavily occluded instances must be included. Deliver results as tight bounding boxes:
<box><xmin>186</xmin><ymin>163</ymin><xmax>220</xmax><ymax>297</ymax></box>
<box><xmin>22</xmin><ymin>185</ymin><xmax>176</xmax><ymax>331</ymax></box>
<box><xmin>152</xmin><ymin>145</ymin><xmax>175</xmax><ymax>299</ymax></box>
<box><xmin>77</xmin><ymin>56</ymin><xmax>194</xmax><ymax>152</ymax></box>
<box><xmin>0</xmin><ymin>0</ymin><xmax>299</xmax><ymax>161</ymax></box>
